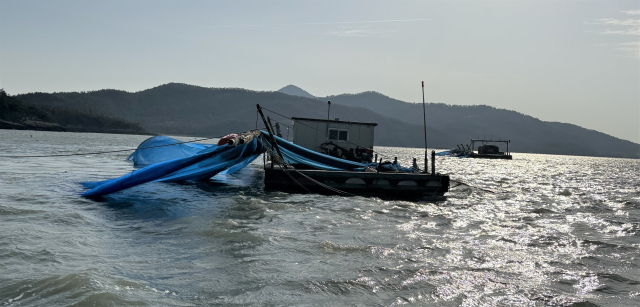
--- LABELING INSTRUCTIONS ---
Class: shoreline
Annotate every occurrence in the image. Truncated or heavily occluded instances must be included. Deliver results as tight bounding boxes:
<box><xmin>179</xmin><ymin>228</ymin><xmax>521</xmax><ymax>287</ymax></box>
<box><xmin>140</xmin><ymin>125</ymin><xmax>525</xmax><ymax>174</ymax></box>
<box><xmin>1</xmin><ymin>128</ymin><xmax>637</xmax><ymax>159</ymax></box>
<box><xmin>0</xmin><ymin>121</ymin><xmax>151</xmax><ymax>136</ymax></box>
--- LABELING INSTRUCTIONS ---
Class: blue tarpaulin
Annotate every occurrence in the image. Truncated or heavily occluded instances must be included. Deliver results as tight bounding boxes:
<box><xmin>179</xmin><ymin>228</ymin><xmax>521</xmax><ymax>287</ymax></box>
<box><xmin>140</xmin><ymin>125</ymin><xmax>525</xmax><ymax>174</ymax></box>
<box><xmin>261</xmin><ymin>132</ymin><xmax>371</xmax><ymax>171</ymax></box>
<box><xmin>82</xmin><ymin>133</ymin><xmax>264</xmax><ymax>197</ymax></box>
<box><xmin>126</xmin><ymin>135</ymin><xmax>214</xmax><ymax>166</ymax></box>
<box><xmin>81</xmin><ymin>131</ymin><xmax>409</xmax><ymax>197</ymax></box>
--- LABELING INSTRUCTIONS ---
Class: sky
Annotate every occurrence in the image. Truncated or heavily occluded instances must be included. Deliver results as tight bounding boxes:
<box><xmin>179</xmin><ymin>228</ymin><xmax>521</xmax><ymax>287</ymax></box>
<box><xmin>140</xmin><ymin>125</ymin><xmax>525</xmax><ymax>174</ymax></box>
<box><xmin>1</xmin><ymin>0</ymin><xmax>638</xmax><ymax>143</ymax></box>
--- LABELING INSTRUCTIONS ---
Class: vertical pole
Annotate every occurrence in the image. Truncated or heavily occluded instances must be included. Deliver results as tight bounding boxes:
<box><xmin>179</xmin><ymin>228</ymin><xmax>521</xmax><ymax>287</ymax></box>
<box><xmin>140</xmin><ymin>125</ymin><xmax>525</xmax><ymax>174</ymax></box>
<box><xmin>257</xmin><ymin>104</ymin><xmax>285</xmax><ymax>162</ymax></box>
<box><xmin>431</xmin><ymin>150</ymin><xmax>436</xmax><ymax>174</ymax></box>
<box><xmin>275</xmin><ymin>122</ymin><xmax>282</xmax><ymax>137</ymax></box>
<box><xmin>422</xmin><ymin>81</ymin><xmax>428</xmax><ymax>173</ymax></box>
<box><xmin>267</xmin><ymin>116</ymin><xmax>275</xmax><ymax>134</ymax></box>
<box><xmin>326</xmin><ymin>101</ymin><xmax>331</xmax><ymax>141</ymax></box>
<box><xmin>374</xmin><ymin>154</ymin><xmax>378</xmax><ymax>163</ymax></box>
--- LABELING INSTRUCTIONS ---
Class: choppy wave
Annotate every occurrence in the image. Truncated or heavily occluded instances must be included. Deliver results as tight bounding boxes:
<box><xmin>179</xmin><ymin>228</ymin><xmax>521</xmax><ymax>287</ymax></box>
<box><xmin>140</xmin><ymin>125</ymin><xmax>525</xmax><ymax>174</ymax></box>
<box><xmin>1</xmin><ymin>130</ymin><xmax>639</xmax><ymax>306</ymax></box>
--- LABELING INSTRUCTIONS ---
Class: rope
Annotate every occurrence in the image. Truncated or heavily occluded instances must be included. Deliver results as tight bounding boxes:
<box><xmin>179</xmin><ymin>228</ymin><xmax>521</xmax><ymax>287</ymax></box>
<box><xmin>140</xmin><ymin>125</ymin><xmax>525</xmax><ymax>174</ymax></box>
<box><xmin>292</xmin><ymin>169</ymin><xmax>355</xmax><ymax>196</ymax></box>
<box><xmin>256</xmin><ymin>135</ymin><xmax>311</xmax><ymax>193</ymax></box>
<box><xmin>0</xmin><ymin>136</ymin><xmax>222</xmax><ymax>158</ymax></box>
<box><xmin>257</xmin><ymin>134</ymin><xmax>354</xmax><ymax>196</ymax></box>
<box><xmin>262</xmin><ymin>136</ymin><xmax>354</xmax><ymax>196</ymax></box>
<box><xmin>259</xmin><ymin>106</ymin><xmax>395</xmax><ymax>162</ymax></box>
<box><xmin>422</xmin><ymin>171</ymin><xmax>446</xmax><ymax>198</ymax></box>
<box><xmin>270</xmin><ymin>119</ymin><xmax>292</xmax><ymax>129</ymax></box>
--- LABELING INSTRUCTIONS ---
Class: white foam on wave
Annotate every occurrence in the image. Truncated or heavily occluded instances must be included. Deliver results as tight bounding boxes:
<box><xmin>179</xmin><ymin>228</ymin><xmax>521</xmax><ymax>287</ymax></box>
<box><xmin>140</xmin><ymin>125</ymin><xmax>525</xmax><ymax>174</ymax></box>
<box><xmin>7</xmin><ymin>293</ymin><xmax>23</xmax><ymax>304</ymax></box>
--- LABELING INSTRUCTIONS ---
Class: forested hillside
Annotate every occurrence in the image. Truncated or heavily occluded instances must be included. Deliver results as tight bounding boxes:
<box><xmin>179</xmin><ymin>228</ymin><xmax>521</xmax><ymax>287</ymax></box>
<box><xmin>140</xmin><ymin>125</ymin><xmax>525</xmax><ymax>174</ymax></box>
<box><xmin>319</xmin><ymin>90</ymin><xmax>639</xmax><ymax>158</ymax></box>
<box><xmin>17</xmin><ymin>84</ymin><xmax>454</xmax><ymax>147</ymax></box>
<box><xmin>1</xmin><ymin>89</ymin><xmax>148</xmax><ymax>134</ymax></box>
<box><xmin>15</xmin><ymin>83</ymin><xmax>639</xmax><ymax>158</ymax></box>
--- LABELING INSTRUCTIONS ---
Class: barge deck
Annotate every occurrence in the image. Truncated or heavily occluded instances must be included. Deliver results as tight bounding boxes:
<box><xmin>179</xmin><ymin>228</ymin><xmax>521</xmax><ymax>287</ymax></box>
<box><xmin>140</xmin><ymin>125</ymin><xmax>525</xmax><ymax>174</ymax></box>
<box><xmin>264</xmin><ymin>164</ymin><xmax>450</xmax><ymax>197</ymax></box>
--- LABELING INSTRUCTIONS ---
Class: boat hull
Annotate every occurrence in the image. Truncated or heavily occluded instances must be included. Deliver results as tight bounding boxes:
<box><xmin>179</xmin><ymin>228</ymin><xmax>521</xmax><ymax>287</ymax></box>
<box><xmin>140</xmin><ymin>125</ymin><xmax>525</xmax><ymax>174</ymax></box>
<box><xmin>469</xmin><ymin>154</ymin><xmax>513</xmax><ymax>159</ymax></box>
<box><xmin>264</xmin><ymin>165</ymin><xmax>449</xmax><ymax>198</ymax></box>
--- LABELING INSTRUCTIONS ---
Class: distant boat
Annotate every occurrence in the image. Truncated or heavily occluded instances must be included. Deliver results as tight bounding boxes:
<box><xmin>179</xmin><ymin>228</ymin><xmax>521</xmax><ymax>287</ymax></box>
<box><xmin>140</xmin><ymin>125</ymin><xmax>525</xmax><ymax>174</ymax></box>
<box><xmin>436</xmin><ymin>144</ymin><xmax>472</xmax><ymax>158</ymax></box>
<box><xmin>469</xmin><ymin>139</ymin><xmax>512</xmax><ymax>159</ymax></box>
<box><xmin>437</xmin><ymin>139</ymin><xmax>512</xmax><ymax>160</ymax></box>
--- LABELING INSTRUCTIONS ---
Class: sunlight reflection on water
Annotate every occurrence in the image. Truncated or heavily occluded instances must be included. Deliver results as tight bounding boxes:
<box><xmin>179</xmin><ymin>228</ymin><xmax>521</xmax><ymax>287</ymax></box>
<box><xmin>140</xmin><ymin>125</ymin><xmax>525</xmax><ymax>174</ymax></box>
<box><xmin>0</xmin><ymin>130</ymin><xmax>639</xmax><ymax>306</ymax></box>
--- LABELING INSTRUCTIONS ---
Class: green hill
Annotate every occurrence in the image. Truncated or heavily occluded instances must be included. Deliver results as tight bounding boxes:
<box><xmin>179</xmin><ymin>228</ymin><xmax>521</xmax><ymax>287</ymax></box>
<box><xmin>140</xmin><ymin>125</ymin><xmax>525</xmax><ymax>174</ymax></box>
<box><xmin>316</xmin><ymin>91</ymin><xmax>639</xmax><ymax>158</ymax></box>
<box><xmin>15</xmin><ymin>83</ymin><xmax>639</xmax><ymax>158</ymax></box>
<box><xmin>17</xmin><ymin>84</ymin><xmax>455</xmax><ymax>147</ymax></box>
<box><xmin>1</xmin><ymin>89</ymin><xmax>148</xmax><ymax>134</ymax></box>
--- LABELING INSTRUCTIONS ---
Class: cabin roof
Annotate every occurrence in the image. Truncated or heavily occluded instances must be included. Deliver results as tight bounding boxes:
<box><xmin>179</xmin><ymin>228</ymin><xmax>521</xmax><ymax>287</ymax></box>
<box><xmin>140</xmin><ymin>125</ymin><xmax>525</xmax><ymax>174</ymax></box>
<box><xmin>470</xmin><ymin>139</ymin><xmax>510</xmax><ymax>143</ymax></box>
<box><xmin>292</xmin><ymin>117</ymin><xmax>378</xmax><ymax>126</ymax></box>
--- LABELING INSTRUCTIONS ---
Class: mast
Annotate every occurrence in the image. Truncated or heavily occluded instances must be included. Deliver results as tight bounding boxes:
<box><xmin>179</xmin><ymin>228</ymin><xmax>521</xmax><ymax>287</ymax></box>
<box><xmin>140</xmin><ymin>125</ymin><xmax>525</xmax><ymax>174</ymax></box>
<box><xmin>422</xmin><ymin>81</ymin><xmax>428</xmax><ymax>173</ymax></box>
<box><xmin>256</xmin><ymin>104</ymin><xmax>285</xmax><ymax>162</ymax></box>
<box><xmin>326</xmin><ymin>101</ymin><xmax>331</xmax><ymax>141</ymax></box>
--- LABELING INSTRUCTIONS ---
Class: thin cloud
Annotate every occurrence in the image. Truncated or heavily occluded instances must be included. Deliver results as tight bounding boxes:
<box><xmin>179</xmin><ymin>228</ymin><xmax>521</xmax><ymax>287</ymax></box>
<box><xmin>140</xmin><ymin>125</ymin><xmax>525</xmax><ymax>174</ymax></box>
<box><xmin>326</xmin><ymin>26</ymin><xmax>393</xmax><ymax>37</ymax></box>
<box><xmin>206</xmin><ymin>18</ymin><xmax>430</xmax><ymax>28</ymax></box>
<box><xmin>597</xmin><ymin>18</ymin><xmax>640</xmax><ymax>27</ymax></box>
<box><xmin>601</xmin><ymin>28</ymin><xmax>640</xmax><ymax>35</ymax></box>
<box><xmin>616</xmin><ymin>41</ymin><xmax>640</xmax><ymax>53</ymax></box>
<box><xmin>621</xmin><ymin>10</ymin><xmax>640</xmax><ymax>15</ymax></box>
<box><xmin>601</xmin><ymin>30</ymin><xmax>626</xmax><ymax>35</ymax></box>
<box><xmin>590</xmin><ymin>10</ymin><xmax>640</xmax><ymax>58</ymax></box>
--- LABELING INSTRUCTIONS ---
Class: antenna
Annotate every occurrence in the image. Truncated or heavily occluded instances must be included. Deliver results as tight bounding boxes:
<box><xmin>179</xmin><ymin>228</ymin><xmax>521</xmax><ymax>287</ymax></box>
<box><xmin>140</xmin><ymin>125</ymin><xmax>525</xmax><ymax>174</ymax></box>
<box><xmin>326</xmin><ymin>101</ymin><xmax>331</xmax><ymax>141</ymax></box>
<box><xmin>422</xmin><ymin>81</ymin><xmax>428</xmax><ymax>173</ymax></box>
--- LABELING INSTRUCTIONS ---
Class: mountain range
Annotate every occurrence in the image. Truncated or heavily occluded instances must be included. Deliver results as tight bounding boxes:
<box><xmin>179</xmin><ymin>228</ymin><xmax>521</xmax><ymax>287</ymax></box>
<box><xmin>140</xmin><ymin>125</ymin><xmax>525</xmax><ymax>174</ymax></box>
<box><xmin>14</xmin><ymin>83</ymin><xmax>639</xmax><ymax>158</ymax></box>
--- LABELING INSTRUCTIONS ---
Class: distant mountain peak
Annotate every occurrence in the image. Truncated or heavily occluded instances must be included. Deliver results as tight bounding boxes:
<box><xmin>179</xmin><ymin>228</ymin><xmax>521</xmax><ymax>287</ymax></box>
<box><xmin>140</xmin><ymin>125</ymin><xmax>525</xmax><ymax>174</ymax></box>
<box><xmin>278</xmin><ymin>85</ymin><xmax>315</xmax><ymax>99</ymax></box>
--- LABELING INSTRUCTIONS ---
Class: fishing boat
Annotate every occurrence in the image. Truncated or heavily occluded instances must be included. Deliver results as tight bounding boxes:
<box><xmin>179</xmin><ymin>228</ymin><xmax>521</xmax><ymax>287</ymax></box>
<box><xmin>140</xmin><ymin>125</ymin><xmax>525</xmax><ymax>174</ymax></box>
<box><xmin>256</xmin><ymin>105</ymin><xmax>450</xmax><ymax>198</ymax></box>
<box><xmin>80</xmin><ymin>104</ymin><xmax>449</xmax><ymax>198</ymax></box>
<box><xmin>468</xmin><ymin>139</ymin><xmax>512</xmax><ymax>159</ymax></box>
<box><xmin>81</xmin><ymin>80</ymin><xmax>452</xmax><ymax>199</ymax></box>
<box><xmin>437</xmin><ymin>140</ymin><xmax>512</xmax><ymax>160</ymax></box>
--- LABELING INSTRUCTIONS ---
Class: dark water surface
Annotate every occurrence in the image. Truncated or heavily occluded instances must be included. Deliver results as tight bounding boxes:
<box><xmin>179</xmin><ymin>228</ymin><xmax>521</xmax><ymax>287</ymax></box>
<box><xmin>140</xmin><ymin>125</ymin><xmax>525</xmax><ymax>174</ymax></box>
<box><xmin>1</xmin><ymin>130</ymin><xmax>639</xmax><ymax>306</ymax></box>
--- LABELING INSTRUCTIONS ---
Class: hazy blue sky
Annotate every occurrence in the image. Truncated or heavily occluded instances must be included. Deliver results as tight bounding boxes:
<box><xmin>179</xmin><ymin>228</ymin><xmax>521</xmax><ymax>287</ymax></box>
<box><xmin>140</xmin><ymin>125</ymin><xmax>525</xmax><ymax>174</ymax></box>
<box><xmin>1</xmin><ymin>0</ymin><xmax>638</xmax><ymax>143</ymax></box>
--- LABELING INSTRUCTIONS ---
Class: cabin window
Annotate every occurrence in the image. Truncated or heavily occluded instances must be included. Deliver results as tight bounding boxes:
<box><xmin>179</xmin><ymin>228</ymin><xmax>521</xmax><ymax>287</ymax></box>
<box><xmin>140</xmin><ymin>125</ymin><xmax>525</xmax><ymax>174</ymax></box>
<box><xmin>328</xmin><ymin>128</ymin><xmax>349</xmax><ymax>141</ymax></box>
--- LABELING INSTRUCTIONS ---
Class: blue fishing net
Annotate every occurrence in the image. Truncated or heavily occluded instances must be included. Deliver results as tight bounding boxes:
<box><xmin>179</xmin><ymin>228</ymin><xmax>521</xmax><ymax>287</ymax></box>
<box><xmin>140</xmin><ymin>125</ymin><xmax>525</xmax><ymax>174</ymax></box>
<box><xmin>260</xmin><ymin>132</ymin><xmax>373</xmax><ymax>171</ymax></box>
<box><xmin>127</xmin><ymin>135</ymin><xmax>215</xmax><ymax>166</ymax></box>
<box><xmin>81</xmin><ymin>131</ymin><xmax>416</xmax><ymax>198</ymax></box>
<box><xmin>82</xmin><ymin>134</ymin><xmax>264</xmax><ymax>197</ymax></box>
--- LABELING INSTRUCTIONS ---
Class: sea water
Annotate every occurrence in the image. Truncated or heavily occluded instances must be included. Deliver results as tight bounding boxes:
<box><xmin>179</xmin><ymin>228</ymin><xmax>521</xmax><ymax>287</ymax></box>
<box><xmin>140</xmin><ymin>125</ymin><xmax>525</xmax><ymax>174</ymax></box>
<box><xmin>0</xmin><ymin>130</ymin><xmax>638</xmax><ymax>306</ymax></box>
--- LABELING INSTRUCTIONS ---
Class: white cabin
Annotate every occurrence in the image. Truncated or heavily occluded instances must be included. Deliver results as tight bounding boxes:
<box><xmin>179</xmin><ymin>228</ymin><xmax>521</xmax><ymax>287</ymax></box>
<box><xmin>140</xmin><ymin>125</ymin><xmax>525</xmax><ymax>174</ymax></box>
<box><xmin>291</xmin><ymin>117</ymin><xmax>377</xmax><ymax>152</ymax></box>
